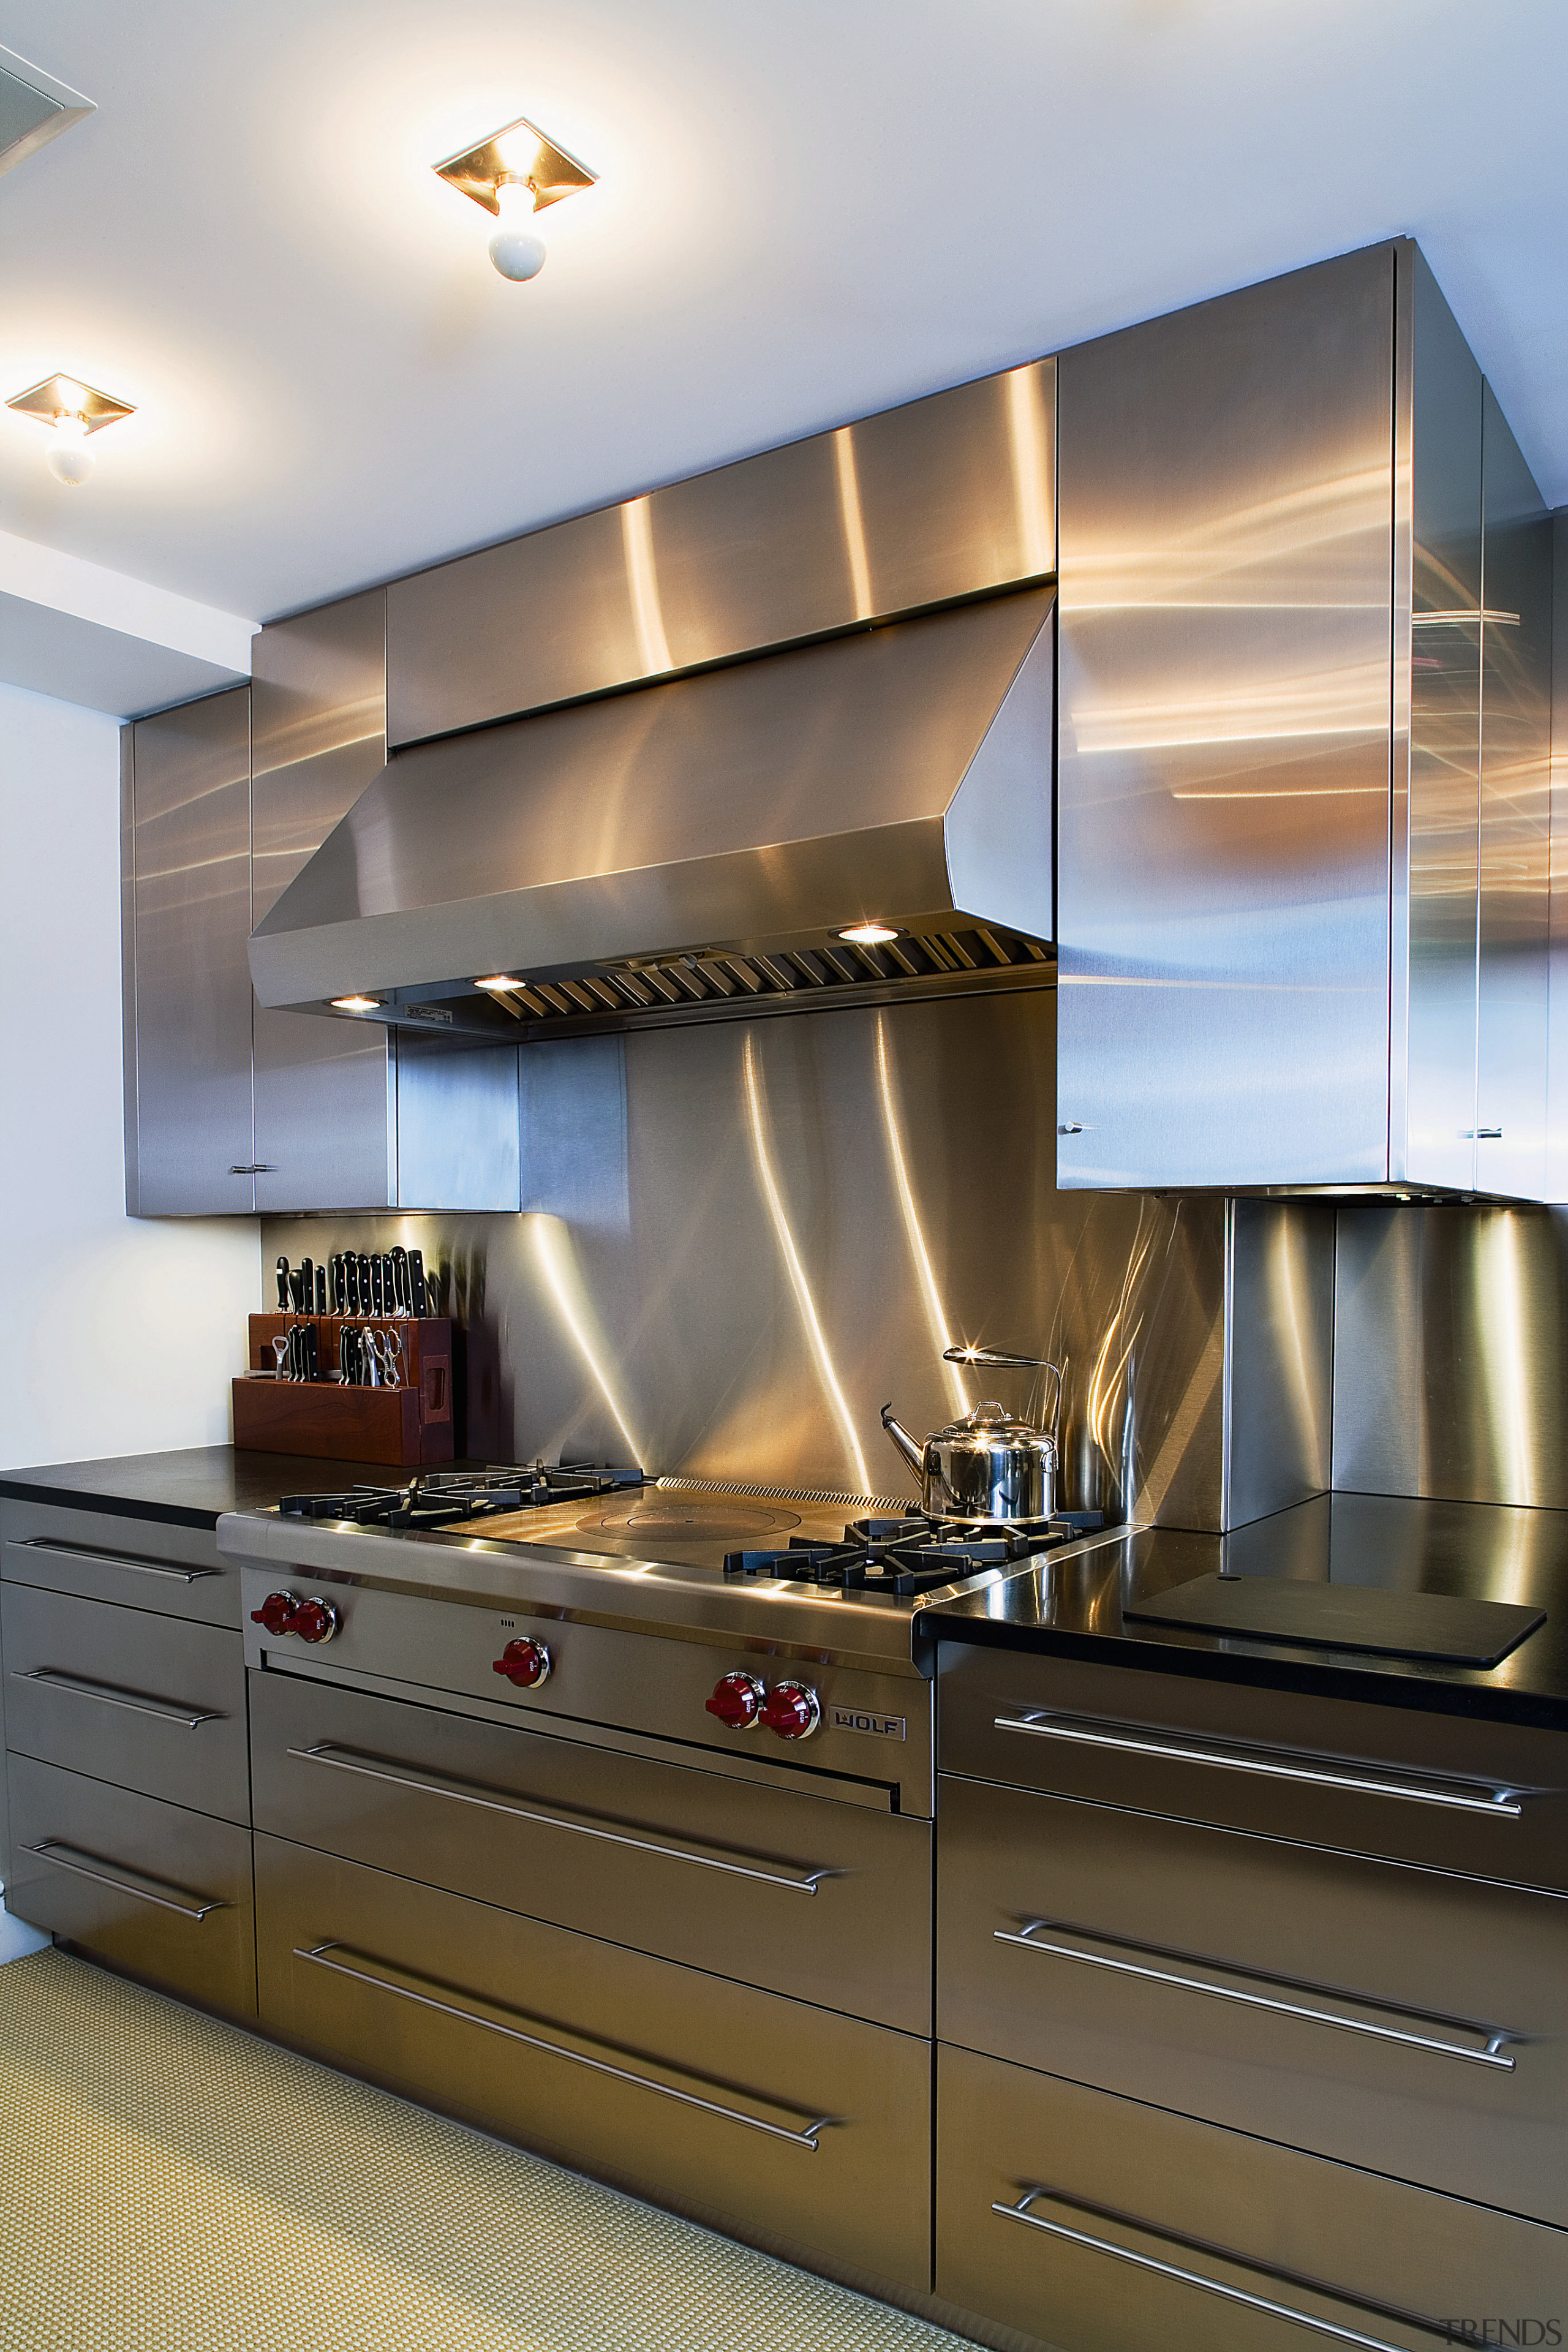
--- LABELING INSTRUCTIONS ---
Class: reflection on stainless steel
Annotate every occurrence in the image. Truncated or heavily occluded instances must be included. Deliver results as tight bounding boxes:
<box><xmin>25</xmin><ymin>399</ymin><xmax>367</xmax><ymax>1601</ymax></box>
<box><xmin>1056</xmin><ymin>246</ymin><xmax>1397</xmax><ymax>1188</ymax></box>
<box><xmin>1550</xmin><ymin>515</ymin><xmax>1568</xmax><ymax>1202</ymax></box>
<box><xmin>271</xmin><ymin>988</ymin><xmax>1262</xmax><ymax>1527</ymax></box>
<box><xmin>251</xmin><ymin>587</ymin><xmax>1055</xmax><ymax>1013</ymax></box>
<box><xmin>385</xmin><ymin>359</ymin><xmax>1055</xmax><ymax>747</ymax></box>
<box><xmin>1332</xmin><ymin>1202</ymin><xmax>1568</xmax><ymax>1508</ymax></box>
<box><xmin>527</xmin><ymin>1213</ymin><xmax>647</xmax><ymax>1470</ymax></box>
<box><xmin>1224</xmin><ymin>1200</ymin><xmax>1333</xmax><ymax>1528</ymax></box>
<box><xmin>742</xmin><ymin>1031</ymin><xmax>871</xmax><ymax>1496</ymax></box>
<box><xmin>874</xmin><ymin>1012</ymin><xmax>968</xmax><ymax>1420</ymax></box>
<box><xmin>1476</xmin><ymin>383</ymin><xmax>1551</xmax><ymax>1201</ymax></box>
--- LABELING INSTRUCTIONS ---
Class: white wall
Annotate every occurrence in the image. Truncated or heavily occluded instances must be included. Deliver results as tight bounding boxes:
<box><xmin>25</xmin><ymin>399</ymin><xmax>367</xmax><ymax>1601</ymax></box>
<box><xmin>0</xmin><ymin>680</ymin><xmax>259</xmax><ymax>1469</ymax></box>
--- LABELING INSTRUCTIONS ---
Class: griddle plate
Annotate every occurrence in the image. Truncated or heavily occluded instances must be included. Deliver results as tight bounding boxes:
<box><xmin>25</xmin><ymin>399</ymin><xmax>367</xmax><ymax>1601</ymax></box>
<box><xmin>1124</xmin><ymin>1575</ymin><xmax>1546</xmax><ymax>1667</ymax></box>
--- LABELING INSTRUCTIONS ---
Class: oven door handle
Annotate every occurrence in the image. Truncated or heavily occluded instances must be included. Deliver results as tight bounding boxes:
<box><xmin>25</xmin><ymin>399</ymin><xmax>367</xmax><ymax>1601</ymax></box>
<box><xmin>993</xmin><ymin>2189</ymin><xmax>1415</xmax><ymax>2352</ymax></box>
<box><xmin>993</xmin><ymin>1712</ymin><xmax>1529</xmax><ymax>1817</ymax></box>
<box><xmin>24</xmin><ymin>1840</ymin><xmax>227</xmax><ymax>1920</ymax></box>
<box><xmin>287</xmin><ymin>1743</ymin><xmax>835</xmax><ymax>1893</ymax></box>
<box><xmin>12</xmin><ymin>1667</ymin><xmax>225</xmax><ymax>1730</ymax></box>
<box><xmin>295</xmin><ymin>1941</ymin><xmax>829</xmax><ymax>2148</ymax></box>
<box><xmin>996</xmin><ymin>1920</ymin><xmax>1517</xmax><ymax>2070</ymax></box>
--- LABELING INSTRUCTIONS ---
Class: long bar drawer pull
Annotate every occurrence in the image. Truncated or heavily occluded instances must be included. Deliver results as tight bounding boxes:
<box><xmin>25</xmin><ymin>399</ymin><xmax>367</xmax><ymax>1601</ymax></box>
<box><xmin>24</xmin><ymin>1841</ymin><xmax>227</xmax><ymax>1921</ymax></box>
<box><xmin>996</xmin><ymin>1921</ymin><xmax>1517</xmax><ymax>2070</ymax></box>
<box><xmin>13</xmin><ymin>1668</ymin><xmax>225</xmax><ymax>1730</ymax></box>
<box><xmin>994</xmin><ymin>1711</ymin><xmax>1528</xmax><ymax>1817</ymax></box>
<box><xmin>287</xmin><ymin>1743</ymin><xmax>833</xmax><ymax>1894</ymax></box>
<box><xmin>295</xmin><ymin>1942</ymin><xmax>829</xmax><ymax>2148</ymax></box>
<box><xmin>993</xmin><ymin>2190</ymin><xmax>1409</xmax><ymax>2352</ymax></box>
<box><xmin>20</xmin><ymin>1540</ymin><xmax>217</xmax><ymax>1585</ymax></box>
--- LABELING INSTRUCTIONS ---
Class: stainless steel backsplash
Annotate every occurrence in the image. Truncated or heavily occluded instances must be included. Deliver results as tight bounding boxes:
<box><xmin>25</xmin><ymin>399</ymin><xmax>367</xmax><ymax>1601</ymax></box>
<box><xmin>1334</xmin><ymin>1200</ymin><xmax>1568</xmax><ymax>1507</ymax></box>
<box><xmin>265</xmin><ymin>986</ymin><xmax>1232</xmax><ymax>1525</ymax></box>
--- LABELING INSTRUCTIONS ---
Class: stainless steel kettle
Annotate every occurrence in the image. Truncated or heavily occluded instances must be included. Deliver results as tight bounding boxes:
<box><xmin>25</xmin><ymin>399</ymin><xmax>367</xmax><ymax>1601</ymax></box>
<box><xmin>881</xmin><ymin>1346</ymin><xmax>1062</xmax><ymax>1523</ymax></box>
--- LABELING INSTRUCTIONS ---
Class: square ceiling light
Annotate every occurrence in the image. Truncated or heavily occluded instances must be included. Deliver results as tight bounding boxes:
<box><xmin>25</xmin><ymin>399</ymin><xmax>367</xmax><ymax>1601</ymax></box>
<box><xmin>6</xmin><ymin>374</ymin><xmax>134</xmax><ymax>432</ymax></box>
<box><xmin>434</xmin><ymin>114</ymin><xmax>596</xmax><ymax>217</ymax></box>
<box><xmin>0</xmin><ymin>45</ymin><xmax>93</xmax><ymax>178</ymax></box>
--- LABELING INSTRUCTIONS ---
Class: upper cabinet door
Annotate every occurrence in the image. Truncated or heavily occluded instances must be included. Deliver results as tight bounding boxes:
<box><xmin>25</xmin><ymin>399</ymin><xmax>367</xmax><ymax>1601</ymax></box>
<box><xmin>127</xmin><ymin>690</ymin><xmax>255</xmax><ymax>1214</ymax></box>
<box><xmin>1055</xmin><ymin>246</ymin><xmax>1397</xmax><ymax>1189</ymax></box>
<box><xmin>1475</xmin><ymin>387</ymin><xmax>1551</xmax><ymax>1202</ymax></box>
<box><xmin>251</xmin><ymin>591</ymin><xmax>397</xmax><ymax>1213</ymax></box>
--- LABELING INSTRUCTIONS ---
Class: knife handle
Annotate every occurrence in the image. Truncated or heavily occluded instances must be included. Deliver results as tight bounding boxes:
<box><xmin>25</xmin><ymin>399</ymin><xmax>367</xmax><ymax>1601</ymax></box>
<box><xmin>315</xmin><ymin>1267</ymin><xmax>327</xmax><ymax>1316</ymax></box>
<box><xmin>409</xmin><ymin>1250</ymin><xmax>427</xmax><ymax>1316</ymax></box>
<box><xmin>276</xmin><ymin>1256</ymin><xmax>290</xmax><ymax>1311</ymax></box>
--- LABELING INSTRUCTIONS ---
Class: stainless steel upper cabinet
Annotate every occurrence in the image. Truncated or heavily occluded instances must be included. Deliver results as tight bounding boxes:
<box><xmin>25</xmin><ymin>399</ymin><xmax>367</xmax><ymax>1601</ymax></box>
<box><xmin>124</xmin><ymin>689</ymin><xmax>255</xmax><ymax>1213</ymax></box>
<box><xmin>1056</xmin><ymin>247</ymin><xmax>1396</xmax><ymax>1189</ymax></box>
<box><xmin>1476</xmin><ymin>386</ymin><xmax>1551</xmax><ymax>1202</ymax></box>
<box><xmin>385</xmin><ymin>361</ymin><xmax>1056</xmax><ymax>747</ymax></box>
<box><xmin>1057</xmin><ymin>239</ymin><xmax>1553</xmax><ymax>1197</ymax></box>
<box><xmin>251</xmin><ymin>592</ymin><xmax>398</xmax><ymax>1212</ymax></box>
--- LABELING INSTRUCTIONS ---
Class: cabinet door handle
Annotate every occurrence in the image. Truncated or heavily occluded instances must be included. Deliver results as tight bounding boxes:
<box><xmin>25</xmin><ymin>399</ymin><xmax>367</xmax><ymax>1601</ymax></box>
<box><xmin>24</xmin><ymin>1841</ymin><xmax>226</xmax><ymax>1921</ymax></box>
<box><xmin>996</xmin><ymin>1920</ymin><xmax>1517</xmax><ymax>2070</ymax></box>
<box><xmin>13</xmin><ymin>1667</ymin><xmax>225</xmax><ymax>1730</ymax></box>
<box><xmin>228</xmin><ymin>1163</ymin><xmax>277</xmax><ymax>1175</ymax></box>
<box><xmin>287</xmin><ymin>1743</ymin><xmax>833</xmax><ymax>1894</ymax></box>
<box><xmin>994</xmin><ymin>1711</ymin><xmax>1528</xmax><ymax>1817</ymax></box>
<box><xmin>993</xmin><ymin>2190</ymin><xmax>1411</xmax><ymax>2352</ymax></box>
<box><xmin>20</xmin><ymin>1540</ymin><xmax>218</xmax><ymax>1585</ymax></box>
<box><xmin>295</xmin><ymin>1942</ymin><xmax>829</xmax><ymax>2148</ymax></box>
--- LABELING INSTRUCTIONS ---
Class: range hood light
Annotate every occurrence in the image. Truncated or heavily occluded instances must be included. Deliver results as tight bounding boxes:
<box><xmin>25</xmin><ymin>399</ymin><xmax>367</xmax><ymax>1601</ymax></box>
<box><xmin>434</xmin><ymin>115</ymin><xmax>597</xmax><ymax>283</ymax></box>
<box><xmin>7</xmin><ymin>372</ymin><xmax>135</xmax><ymax>487</ymax></box>
<box><xmin>331</xmin><ymin>994</ymin><xmax>381</xmax><ymax>1012</ymax></box>
<box><xmin>839</xmin><ymin>922</ymin><xmax>900</xmax><ymax>946</ymax></box>
<box><xmin>475</xmin><ymin>974</ymin><xmax>525</xmax><ymax>990</ymax></box>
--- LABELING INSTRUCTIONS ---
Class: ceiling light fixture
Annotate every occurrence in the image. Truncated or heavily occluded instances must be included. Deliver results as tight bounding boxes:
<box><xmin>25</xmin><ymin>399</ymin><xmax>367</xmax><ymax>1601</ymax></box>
<box><xmin>475</xmin><ymin>974</ymin><xmax>524</xmax><ymax>990</ymax></box>
<box><xmin>839</xmin><ymin>922</ymin><xmax>900</xmax><ymax>946</ymax></box>
<box><xmin>331</xmin><ymin>994</ymin><xmax>381</xmax><ymax>1013</ymax></box>
<box><xmin>6</xmin><ymin>373</ymin><xmax>134</xmax><ymax>487</ymax></box>
<box><xmin>434</xmin><ymin>114</ymin><xmax>597</xmax><ymax>282</ymax></box>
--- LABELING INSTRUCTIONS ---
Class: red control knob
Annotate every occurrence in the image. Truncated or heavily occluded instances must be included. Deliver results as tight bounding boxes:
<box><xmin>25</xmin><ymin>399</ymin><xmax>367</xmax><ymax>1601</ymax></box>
<box><xmin>493</xmin><ymin>1637</ymin><xmax>551</xmax><ymax>1688</ymax></box>
<box><xmin>706</xmin><ymin>1671</ymin><xmax>764</xmax><ymax>1730</ymax></box>
<box><xmin>761</xmin><ymin>1679</ymin><xmax>821</xmax><ymax>1740</ymax></box>
<box><xmin>291</xmin><ymin>1596</ymin><xmax>339</xmax><ymax>1645</ymax></box>
<box><xmin>251</xmin><ymin>1590</ymin><xmax>300</xmax><ymax>1637</ymax></box>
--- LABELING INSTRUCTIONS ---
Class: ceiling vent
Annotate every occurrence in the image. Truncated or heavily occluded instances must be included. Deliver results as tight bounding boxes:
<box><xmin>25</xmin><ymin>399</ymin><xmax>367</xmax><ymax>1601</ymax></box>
<box><xmin>0</xmin><ymin>45</ymin><xmax>92</xmax><ymax>179</ymax></box>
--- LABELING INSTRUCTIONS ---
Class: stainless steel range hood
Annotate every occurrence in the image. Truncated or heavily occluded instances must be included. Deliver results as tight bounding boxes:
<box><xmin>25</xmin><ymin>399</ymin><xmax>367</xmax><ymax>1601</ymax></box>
<box><xmin>247</xmin><ymin>584</ymin><xmax>1055</xmax><ymax>1021</ymax></box>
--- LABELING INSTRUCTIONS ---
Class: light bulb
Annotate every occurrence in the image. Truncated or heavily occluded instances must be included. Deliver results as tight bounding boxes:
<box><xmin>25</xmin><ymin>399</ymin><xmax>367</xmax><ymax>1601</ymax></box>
<box><xmin>839</xmin><ymin>922</ymin><xmax>900</xmax><ymax>946</ymax></box>
<box><xmin>488</xmin><ymin>178</ymin><xmax>547</xmax><ymax>281</ymax></box>
<box><xmin>46</xmin><ymin>410</ymin><xmax>94</xmax><ymax>488</ymax></box>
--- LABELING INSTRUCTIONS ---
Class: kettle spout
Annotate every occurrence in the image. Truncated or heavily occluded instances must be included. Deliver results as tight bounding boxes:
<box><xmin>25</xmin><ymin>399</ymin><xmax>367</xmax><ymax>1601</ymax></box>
<box><xmin>880</xmin><ymin>1403</ymin><xmax>924</xmax><ymax>1479</ymax></box>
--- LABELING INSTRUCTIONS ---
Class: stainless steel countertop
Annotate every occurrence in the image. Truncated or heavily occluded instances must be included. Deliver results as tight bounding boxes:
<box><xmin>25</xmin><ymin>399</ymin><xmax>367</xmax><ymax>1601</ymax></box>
<box><xmin>919</xmin><ymin>1490</ymin><xmax>1568</xmax><ymax>1731</ymax></box>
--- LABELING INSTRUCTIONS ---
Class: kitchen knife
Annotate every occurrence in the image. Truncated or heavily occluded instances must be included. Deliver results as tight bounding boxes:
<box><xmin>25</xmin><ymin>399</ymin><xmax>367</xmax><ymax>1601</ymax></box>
<box><xmin>345</xmin><ymin>1254</ymin><xmax>360</xmax><ymax>1317</ymax></box>
<box><xmin>371</xmin><ymin>1255</ymin><xmax>383</xmax><ymax>1316</ymax></box>
<box><xmin>391</xmin><ymin>1245</ymin><xmax>409</xmax><ymax>1316</ymax></box>
<box><xmin>358</xmin><ymin>1254</ymin><xmax>373</xmax><ymax>1316</ymax></box>
<box><xmin>276</xmin><ymin>1256</ymin><xmax>290</xmax><ymax>1310</ymax></box>
<box><xmin>304</xmin><ymin>1322</ymin><xmax>318</xmax><ymax>1381</ymax></box>
<box><xmin>409</xmin><ymin>1249</ymin><xmax>427</xmax><ymax>1315</ymax></box>
<box><xmin>300</xmin><ymin>1259</ymin><xmax>314</xmax><ymax>1321</ymax></box>
<box><xmin>288</xmin><ymin>1269</ymin><xmax>305</xmax><ymax>1315</ymax></box>
<box><xmin>315</xmin><ymin>1265</ymin><xmax>328</xmax><ymax>1316</ymax></box>
<box><xmin>287</xmin><ymin>1324</ymin><xmax>301</xmax><ymax>1381</ymax></box>
<box><xmin>382</xmin><ymin>1253</ymin><xmax>396</xmax><ymax>1319</ymax></box>
<box><xmin>330</xmin><ymin>1255</ymin><xmax>344</xmax><ymax>1316</ymax></box>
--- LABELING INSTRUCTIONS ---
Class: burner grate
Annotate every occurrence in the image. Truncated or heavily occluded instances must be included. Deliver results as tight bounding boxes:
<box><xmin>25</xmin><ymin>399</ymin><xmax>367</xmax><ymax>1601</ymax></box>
<box><xmin>722</xmin><ymin>1510</ymin><xmax>1098</xmax><ymax>1596</ymax></box>
<box><xmin>278</xmin><ymin>1461</ymin><xmax>642</xmax><ymax>1530</ymax></box>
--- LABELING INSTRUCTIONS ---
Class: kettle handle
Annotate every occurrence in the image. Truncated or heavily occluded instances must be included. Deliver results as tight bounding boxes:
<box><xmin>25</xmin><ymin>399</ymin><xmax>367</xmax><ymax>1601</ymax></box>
<box><xmin>943</xmin><ymin>1346</ymin><xmax>1062</xmax><ymax>1445</ymax></box>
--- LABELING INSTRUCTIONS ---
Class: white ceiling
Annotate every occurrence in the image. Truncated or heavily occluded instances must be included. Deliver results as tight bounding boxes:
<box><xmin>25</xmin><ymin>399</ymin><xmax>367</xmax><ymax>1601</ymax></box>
<box><xmin>1</xmin><ymin>0</ymin><xmax>1565</xmax><ymax>631</ymax></box>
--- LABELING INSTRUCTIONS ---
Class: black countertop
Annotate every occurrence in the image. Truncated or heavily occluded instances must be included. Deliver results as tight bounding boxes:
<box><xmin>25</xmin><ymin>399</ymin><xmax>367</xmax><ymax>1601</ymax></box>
<box><xmin>0</xmin><ymin>1447</ymin><xmax>430</xmax><ymax>1532</ymax></box>
<box><xmin>918</xmin><ymin>1490</ymin><xmax>1568</xmax><ymax>1732</ymax></box>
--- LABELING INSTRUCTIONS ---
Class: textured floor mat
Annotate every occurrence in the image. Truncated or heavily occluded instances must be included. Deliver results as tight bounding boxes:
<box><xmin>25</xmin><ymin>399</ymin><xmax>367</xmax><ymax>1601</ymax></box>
<box><xmin>0</xmin><ymin>1949</ymin><xmax>968</xmax><ymax>2352</ymax></box>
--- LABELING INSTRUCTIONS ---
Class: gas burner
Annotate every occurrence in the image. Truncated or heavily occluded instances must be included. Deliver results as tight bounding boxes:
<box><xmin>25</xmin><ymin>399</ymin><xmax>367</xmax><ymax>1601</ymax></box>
<box><xmin>279</xmin><ymin>1460</ymin><xmax>643</xmax><ymax>1531</ymax></box>
<box><xmin>722</xmin><ymin>1509</ymin><xmax>1101</xmax><ymax>1596</ymax></box>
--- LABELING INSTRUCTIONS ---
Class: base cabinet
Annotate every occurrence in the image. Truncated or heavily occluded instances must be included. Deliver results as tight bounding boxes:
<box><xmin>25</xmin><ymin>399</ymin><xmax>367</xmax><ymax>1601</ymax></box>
<box><xmin>936</xmin><ymin>2043</ymin><xmax>1568</xmax><ymax>2352</ymax></box>
<box><xmin>255</xmin><ymin>1832</ymin><xmax>932</xmax><ymax>2295</ymax></box>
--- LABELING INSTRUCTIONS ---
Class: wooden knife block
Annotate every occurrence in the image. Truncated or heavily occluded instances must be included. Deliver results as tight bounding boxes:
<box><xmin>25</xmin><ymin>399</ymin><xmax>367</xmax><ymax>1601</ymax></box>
<box><xmin>233</xmin><ymin>1315</ymin><xmax>454</xmax><ymax>1466</ymax></box>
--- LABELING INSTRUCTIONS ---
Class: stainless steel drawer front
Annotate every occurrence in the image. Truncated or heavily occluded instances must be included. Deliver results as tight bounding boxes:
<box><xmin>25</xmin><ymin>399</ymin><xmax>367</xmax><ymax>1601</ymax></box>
<box><xmin>937</xmin><ymin>1772</ymin><xmax>1568</xmax><ymax>2225</ymax></box>
<box><xmin>289</xmin><ymin>1744</ymin><xmax>832</xmax><ymax>1894</ymax></box>
<box><xmin>14</xmin><ymin>1668</ymin><xmax>225</xmax><ymax>1732</ymax></box>
<box><xmin>24</xmin><ymin>1840</ymin><xmax>227</xmax><ymax>1921</ymax></box>
<box><xmin>994</xmin><ymin>1921</ymin><xmax>1517</xmax><ymax>2071</ymax></box>
<box><xmin>22</xmin><ymin>1542</ymin><xmax>216</xmax><ymax>1587</ymax></box>
<box><xmin>258</xmin><ymin>1834</ymin><xmax>932</xmax><ymax>2291</ymax></box>
<box><xmin>295</xmin><ymin>1941</ymin><xmax>827</xmax><ymax>2147</ymax></box>
<box><xmin>935</xmin><ymin>2043</ymin><xmax>1568</xmax><ymax>2352</ymax></box>
<box><xmin>2</xmin><ymin>1507</ymin><xmax>237</xmax><ymax>1628</ymax></box>
<box><xmin>7</xmin><ymin>1756</ymin><xmax>256</xmax><ymax>2016</ymax></box>
<box><xmin>251</xmin><ymin>1672</ymin><xmax>930</xmax><ymax>2032</ymax></box>
<box><xmin>4</xmin><ymin>1583</ymin><xmax>249</xmax><ymax>1825</ymax></box>
<box><xmin>992</xmin><ymin>2191</ymin><xmax>1409</xmax><ymax>2352</ymax></box>
<box><xmin>995</xmin><ymin>1710</ymin><xmax>1530</xmax><ymax>1818</ymax></box>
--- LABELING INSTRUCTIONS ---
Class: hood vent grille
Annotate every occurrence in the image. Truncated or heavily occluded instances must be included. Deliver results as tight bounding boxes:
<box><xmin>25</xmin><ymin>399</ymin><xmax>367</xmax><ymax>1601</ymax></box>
<box><xmin>477</xmin><ymin>924</ymin><xmax>1052</xmax><ymax>1031</ymax></box>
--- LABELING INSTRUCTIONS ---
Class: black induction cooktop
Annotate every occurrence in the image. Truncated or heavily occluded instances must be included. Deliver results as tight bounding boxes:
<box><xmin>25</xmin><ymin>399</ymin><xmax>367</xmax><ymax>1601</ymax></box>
<box><xmin>1123</xmin><ymin>1573</ymin><xmax>1545</xmax><ymax>1667</ymax></box>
